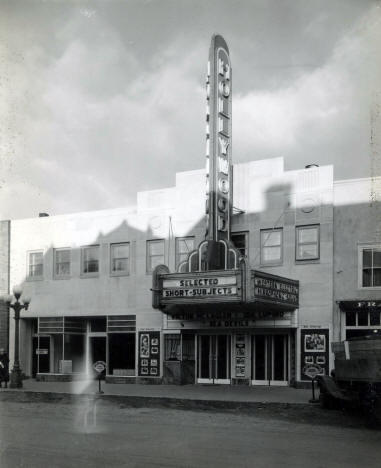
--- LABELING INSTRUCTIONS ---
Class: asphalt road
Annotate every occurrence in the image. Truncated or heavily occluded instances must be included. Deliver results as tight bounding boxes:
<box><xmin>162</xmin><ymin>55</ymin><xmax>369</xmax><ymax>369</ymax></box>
<box><xmin>0</xmin><ymin>400</ymin><xmax>380</xmax><ymax>468</ymax></box>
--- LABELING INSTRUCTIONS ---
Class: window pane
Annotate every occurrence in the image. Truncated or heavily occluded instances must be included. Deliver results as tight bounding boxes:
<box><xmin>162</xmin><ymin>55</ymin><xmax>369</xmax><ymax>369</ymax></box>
<box><xmin>111</xmin><ymin>244</ymin><xmax>129</xmax><ymax>273</ymax></box>
<box><xmin>179</xmin><ymin>238</ymin><xmax>194</xmax><ymax>254</ymax></box>
<box><xmin>363</xmin><ymin>249</ymin><xmax>372</xmax><ymax>268</ymax></box>
<box><xmin>373</xmin><ymin>250</ymin><xmax>381</xmax><ymax>268</ymax></box>
<box><xmin>84</xmin><ymin>247</ymin><xmax>99</xmax><ymax>262</ymax></box>
<box><xmin>29</xmin><ymin>252</ymin><xmax>43</xmax><ymax>276</ymax></box>
<box><xmin>165</xmin><ymin>334</ymin><xmax>181</xmax><ymax>361</ymax></box>
<box><xmin>83</xmin><ymin>246</ymin><xmax>99</xmax><ymax>273</ymax></box>
<box><xmin>346</xmin><ymin>311</ymin><xmax>356</xmax><ymax>326</ymax></box>
<box><xmin>113</xmin><ymin>244</ymin><xmax>129</xmax><ymax>259</ymax></box>
<box><xmin>150</xmin><ymin>241</ymin><xmax>164</xmax><ymax>256</ymax></box>
<box><xmin>113</xmin><ymin>258</ymin><xmax>128</xmax><ymax>272</ymax></box>
<box><xmin>262</xmin><ymin>231</ymin><xmax>281</xmax><ymax>247</ymax></box>
<box><xmin>298</xmin><ymin>244</ymin><xmax>318</xmax><ymax>260</ymax></box>
<box><xmin>232</xmin><ymin>234</ymin><xmax>247</xmax><ymax>257</ymax></box>
<box><xmin>358</xmin><ymin>313</ymin><xmax>368</xmax><ymax>326</ymax></box>
<box><xmin>370</xmin><ymin>310</ymin><xmax>380</xmax><ymax>326</ymax></box>
<box><xmin>374</xmin><ymin>268</ymin><xmax>381</xmax><ymax>287</ymax></box>
<box><xmin>298</xmin><ymin>227</ymin><xmax>318</xmax><ymax>243</ymax></box>
<box><xmin>150</xmin><ymin>255</ymin><xmax>163</xmax><ymax>270</ymax></box>
<box><xmin>263</xmin><ymin>246</ymin><xmax>281</xmax><ymax>262</ymax></box>
<box><xmin>362</xmin><ymin>268</ymin><xmax>372</xmax><ymax>287</ymax></box>
<box><xmin>56</xmin><ymin>250</ymin><xmax>70</xmax><ymax>263</ymax></box>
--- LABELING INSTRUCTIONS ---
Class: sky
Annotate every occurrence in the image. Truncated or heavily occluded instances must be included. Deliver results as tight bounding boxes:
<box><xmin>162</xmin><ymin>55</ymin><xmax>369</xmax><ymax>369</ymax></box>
<box><xmin>1</xmin><ymin>0</ymin><xmax>381</xmax><ymax>220</ymax></box>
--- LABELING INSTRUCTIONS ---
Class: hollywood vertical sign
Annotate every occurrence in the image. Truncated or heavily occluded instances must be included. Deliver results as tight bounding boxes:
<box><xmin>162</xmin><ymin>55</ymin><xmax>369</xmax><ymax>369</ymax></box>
<box><xmin>205</xmin><ymin>35</ymin><xmax>232</xmax><ymax>242</ymax></box>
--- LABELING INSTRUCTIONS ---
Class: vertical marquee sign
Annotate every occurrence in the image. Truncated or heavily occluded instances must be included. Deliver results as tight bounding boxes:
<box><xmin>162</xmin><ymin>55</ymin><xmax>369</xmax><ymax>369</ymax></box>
<box><xmin>205</xmin><ymin>35</ymin><xmax>232</xmax><ymax>242</ymax></box>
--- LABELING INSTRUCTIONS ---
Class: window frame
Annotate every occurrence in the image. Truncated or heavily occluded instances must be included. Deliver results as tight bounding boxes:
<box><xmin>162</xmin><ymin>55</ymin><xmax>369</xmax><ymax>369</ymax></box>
<box><xmin>231</xmin><ymin>231</ymin><xmax>249</xmax><ymax>259</ymax></box>
<box><xmin>295</xmin><ymin>224</ymin><xmax>320</xmax><ymax>262</ymax></box>
<box><xmin>146</xmin><ymin>239</ymin><xmax>165</xmax><ymax>274</ymax></box>
<box><xmin>53</xmin><ymin>248</ymin><xmax>71</xmax><ymax>279</ymax></box>
<box><xmin>81</xmin><ymin>244</ymin><xmax>100</xmax><ymax>277</ymax></box>
<box><xmin>175</xmin><ymin>237</ymin><xmax>195</xmax><ymax>269</ymax></box>
<box><xmin>260</xmin><ymin>228</ymin><xmax>283</xmax><ymax>266</ymax></box>
<box><xmin>27</xmin><ymin>250</ymin><xmax>44</xmax><ymax>280</ymax></box>
<box><xmin>358</xmin><ymin>244</ymin><xmax>381</xmax><ymax>290</ymax></box>
<box><xmin>110</xmin><ymin>242</ymin><xmax>130</xmax><ymax>277</ymax></box>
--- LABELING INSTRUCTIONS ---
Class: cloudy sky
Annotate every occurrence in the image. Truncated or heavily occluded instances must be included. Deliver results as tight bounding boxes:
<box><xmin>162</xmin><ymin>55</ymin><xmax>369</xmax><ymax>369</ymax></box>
<box><xmin>1</xmin><ymin>0</ymin><xmax>380</xmax><ymax>219</ymax></box>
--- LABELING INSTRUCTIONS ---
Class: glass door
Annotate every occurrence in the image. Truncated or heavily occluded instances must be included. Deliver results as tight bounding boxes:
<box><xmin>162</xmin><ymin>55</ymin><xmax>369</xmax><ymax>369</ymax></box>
<box><xmin>252</xmin><ymin>335</ymin><xmax>288</xmax><ymax>386</ymax></box>
<box><xmin>197</xmin><ymin>335</ymin><xmax>231</xmax><ymax>384</ymax></box>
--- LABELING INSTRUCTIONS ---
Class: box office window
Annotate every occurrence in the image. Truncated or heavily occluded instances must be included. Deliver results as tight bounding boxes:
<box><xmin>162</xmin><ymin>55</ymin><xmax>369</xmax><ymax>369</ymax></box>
<box><xmin>359</xmin><ymin>246</ymin><xmax>381</xmax><ymax>288</ymax></box>
<box><xmin>231</xmin><ymin>232</ymin><xmax>248</xmax><ymax>258</ymax></box>
<box><xmin>296</xmin><ymin>225</ymin><xmax>320</xmax><ymax>261</ymax></box>
<box><xmin>165</xmin><ymin>334</ymin><xmax>181</xmax><ymax>361</ymax></box>
<box><xmin>54</xmin><ymin>248</ymin><xmax>71</xmax><ymax>278</ymax></box>
<box><xmin>81</xmin><ymin>245</ymin><xmax>99</xmax><ymax>275</ymax></box>
<box><xmin>147</xmin><ymin>239</ymin><xmax>164</xmax><ymax>273</ymax></box>
<box><xmin>110</xmin><ymin>242</ymin><xmax>130</xmax><ymax>275</ymax></box>
<box><xmin>175</xmin><ymin>237</ymin><xmax>194</xmax><ymax>268</ymax></box>
<box><xmin>260</xmin><ymin>229</ymin><xmax>282</xmax><ymax>265</ymax></box>
<box><xmin>28</xmin><ymin>251</ymin><xmax>44</xmax><ymax>278</ymax></box>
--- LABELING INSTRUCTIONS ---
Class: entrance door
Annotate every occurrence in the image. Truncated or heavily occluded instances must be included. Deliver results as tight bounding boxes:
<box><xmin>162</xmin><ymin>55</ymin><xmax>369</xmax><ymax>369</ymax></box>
<box><xmin>197</xmin><ymin>335</ymin><xmax>231</xmax><ymax>384</ymax></box>
<box><xmin>32</xmin><ymin>336</ymin><xmax>50</xmax><ymax>376</ymax></box>
<box><xmin>89</xmin><ymin>336</ymin><xmax>106</xmax><ymax>379</ymax></box>
<box><xmin>252</xmin><ymin>335</ymin><xmax>288</xmax><ymax>386</ymax></box>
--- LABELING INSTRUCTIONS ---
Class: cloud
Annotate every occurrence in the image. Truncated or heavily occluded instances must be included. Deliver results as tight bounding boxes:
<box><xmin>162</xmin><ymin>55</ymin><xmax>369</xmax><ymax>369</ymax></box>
<box><xmin>1</xmin><ymin>1</ymin><xmax>380</xmax><ymax>220</ymax></box>
<box><xmin>233</xmin><ymin>5</ymin><xmax>381</xmax><ymax>176</ymax></box>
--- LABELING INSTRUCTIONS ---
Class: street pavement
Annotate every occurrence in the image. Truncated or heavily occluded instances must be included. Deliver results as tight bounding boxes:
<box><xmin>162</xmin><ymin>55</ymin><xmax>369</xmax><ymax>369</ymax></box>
<box><xmin>2</xmin><ymin>378</ymin><xmax>313</xmax><ymax>404</ymax></box>
<box><xmin>0</xmin><ymin>398</ymin><xmax>380</xmax><ymax>468</ymax></box>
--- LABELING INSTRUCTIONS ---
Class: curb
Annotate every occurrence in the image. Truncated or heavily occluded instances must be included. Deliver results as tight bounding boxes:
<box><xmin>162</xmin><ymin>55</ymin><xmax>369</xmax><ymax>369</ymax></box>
<box><xmin>0</xmin><ymin>390</ymin><xmax>313</xmax><ymax>412</ymax></box>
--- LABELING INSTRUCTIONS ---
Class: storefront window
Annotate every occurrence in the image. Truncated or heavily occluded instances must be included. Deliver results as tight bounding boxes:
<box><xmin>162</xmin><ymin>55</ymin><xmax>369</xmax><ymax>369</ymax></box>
<box><xmin>108</xmin><ymin>333</ymin><xmax>135</xmax><ymax>376</ymax></box>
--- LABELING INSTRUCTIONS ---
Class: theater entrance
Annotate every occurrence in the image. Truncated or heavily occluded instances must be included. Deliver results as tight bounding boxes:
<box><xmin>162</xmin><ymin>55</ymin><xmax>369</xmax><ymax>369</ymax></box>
<box><xmin>251</xmin><ymin>334</ymin><xmax>288</xmax><ymax>386</ymax></box>
<box><xmin>197</xmin><ymin>334</ymin><xmax>231</xmax><ymax>384</ymax></box>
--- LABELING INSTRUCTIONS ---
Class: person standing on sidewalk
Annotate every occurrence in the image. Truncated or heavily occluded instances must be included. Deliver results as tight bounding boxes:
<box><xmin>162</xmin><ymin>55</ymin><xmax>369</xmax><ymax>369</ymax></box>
<box><xmin>0</xmin><ymin>348</ymin><xmax>10</xmax><ymax>388</ymax></box>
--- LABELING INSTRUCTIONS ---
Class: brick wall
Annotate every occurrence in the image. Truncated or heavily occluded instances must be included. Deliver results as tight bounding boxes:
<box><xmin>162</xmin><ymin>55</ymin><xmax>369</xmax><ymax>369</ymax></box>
<box><xmin>0</xmin><ymin>220</ymin><xmax>10</xmax><ymax>352</ymax></box>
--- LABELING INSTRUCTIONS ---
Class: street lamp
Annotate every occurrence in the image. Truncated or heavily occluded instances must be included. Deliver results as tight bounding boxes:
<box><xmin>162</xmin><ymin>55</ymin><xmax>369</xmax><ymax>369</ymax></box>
<box><xmin>3</xmin><ymin>286</ymin><xmax>31</xmax><ymax>388</ymax></box>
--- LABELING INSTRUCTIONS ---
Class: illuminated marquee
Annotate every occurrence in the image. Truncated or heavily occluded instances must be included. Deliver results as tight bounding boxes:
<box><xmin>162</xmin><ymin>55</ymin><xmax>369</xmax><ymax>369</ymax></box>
<box><xmin>162</xmin><ymin>275</ymin><xmax>238</xmax><ymax>300</ymax></box>
<box><xmin>205</xmin><ymin>35</ymin><xmax>232</xmax><ymax>241</ymax></box>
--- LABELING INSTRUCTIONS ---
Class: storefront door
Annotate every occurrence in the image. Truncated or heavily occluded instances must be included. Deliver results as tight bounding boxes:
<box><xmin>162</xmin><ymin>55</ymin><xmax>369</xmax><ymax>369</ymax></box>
<box><xmin>251</xmin><ymin>335</ymin><xmax>288</xmax><ymax>386</ymax></box>
<box><xmin>32</xmin><ymin>336</ymin><xmax>50</xmax><ymax>376</ymax></box>
<box><xmin>197</xmin><ymin>335</ymin><xmax>231</xmax><ymax>384</ymax></box>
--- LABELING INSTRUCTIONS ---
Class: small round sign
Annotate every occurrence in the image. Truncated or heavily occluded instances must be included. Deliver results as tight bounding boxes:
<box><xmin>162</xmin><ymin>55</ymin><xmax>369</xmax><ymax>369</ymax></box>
<box><xmin>304</xmin><ymin>365</ymin><xmax>322</xmax><ymax>379</ymax></box>
<box><xmin>93</xmin><ymin>361</ymin><xmax>106</xmax><ymax>373</ymax></box>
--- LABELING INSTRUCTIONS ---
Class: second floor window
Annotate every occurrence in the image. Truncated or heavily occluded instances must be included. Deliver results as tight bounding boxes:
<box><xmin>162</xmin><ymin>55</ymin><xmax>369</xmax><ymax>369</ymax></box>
<box><xmin>175</xmin><ymin>237</ymin><xmax>194</xmax><ymax>268</ymax></box>
<box><xmin>231</xmin><ymin>232</ymin><xmax>248</xmax><ymax>258</ymax></box>
<box><xmin>54</xmin><ymin>249</ymin><xmax>70</xmax><ymax>277</ymax></box>
<box><xmin>82</xmin><ymin>245</ymin><xmax>99</xmax><ymax>275</ymax></box>
<box><xmin>360</xmin><ymin>247</ymin><xmax>381</xmax><ymax>288</ymax></box>
<box><xmin>147</xmin><ymin>240</ymin><xmax>164</xmax><ymax>273</ymax></box>
<box><xmin>296</xmin><ymin>225</ymin><xmax>320</xmax><ymax>261</ymax></box>
<box><xmin>110</xmin><ymin>243</ymin><xmax>130</xmax><ymax>275</ymax></box>
<box><xmin>28</xmin><ymin>251</ymin><xmax>43</xmax><ymax>278</ymax></box>
<box><xmin>260</xmin><ymin>229</ymin><xmax>282</xmax><ymax>265</ymax></box>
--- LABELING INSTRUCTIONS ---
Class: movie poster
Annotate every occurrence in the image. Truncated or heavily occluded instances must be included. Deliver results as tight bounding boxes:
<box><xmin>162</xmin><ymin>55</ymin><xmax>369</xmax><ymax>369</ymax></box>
<box><xmin>300</xmin><ymin>328</ymin><xmax>329</xmax><ymax>380</ymax></box>
<box><xmin>138</xmin><ymin>331</ymin><xmax>161</xmax><ymax>377</ymax></box>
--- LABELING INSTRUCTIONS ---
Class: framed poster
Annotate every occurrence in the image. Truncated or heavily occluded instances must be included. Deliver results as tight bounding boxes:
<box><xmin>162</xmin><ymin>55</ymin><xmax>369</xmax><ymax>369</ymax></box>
<box><xmin>138</xmin><ymin>330</ymin><xmax>161</xmax><ymax>377</ymax></box>
<box><xmin>300</xmin><ymin>328</ymin><xmax>329</xmax><ymax>380</ymax></box>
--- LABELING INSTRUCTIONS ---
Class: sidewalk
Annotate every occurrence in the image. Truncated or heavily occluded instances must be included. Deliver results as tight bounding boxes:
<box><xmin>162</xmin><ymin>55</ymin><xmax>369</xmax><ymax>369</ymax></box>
<box><xmin>0</xmin><ymin>379</ymin><xmax>316</xmax><ymax>407</ymax></box>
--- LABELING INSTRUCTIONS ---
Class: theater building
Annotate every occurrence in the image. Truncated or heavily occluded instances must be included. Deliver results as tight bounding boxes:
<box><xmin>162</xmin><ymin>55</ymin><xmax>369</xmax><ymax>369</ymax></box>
<box><xmin>4</xmin><ymin>34</ymin><xmax>379</xmax><ymax>387</ymax></box>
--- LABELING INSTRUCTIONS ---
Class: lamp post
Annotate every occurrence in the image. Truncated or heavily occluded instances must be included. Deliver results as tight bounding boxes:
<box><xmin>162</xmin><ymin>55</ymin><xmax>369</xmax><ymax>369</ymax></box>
<box><xmin>3</xmin><ymin>286</ymin><xmax>31</xmax><ymax>388</ymax></box>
